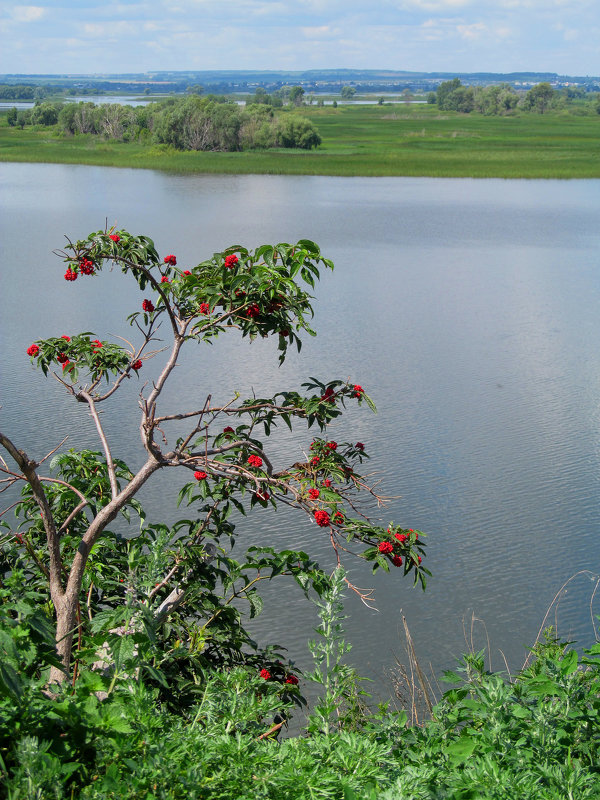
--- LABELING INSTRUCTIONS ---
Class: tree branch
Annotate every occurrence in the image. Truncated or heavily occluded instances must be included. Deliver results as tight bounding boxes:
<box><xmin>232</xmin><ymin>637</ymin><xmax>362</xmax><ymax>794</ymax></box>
<box><xmin>0</xmin><ymin>431</ymin><xmax>64</xmax><ymax>602</ymax></box>
<box><xmin>78</xmin><ymin>391</ymin><xmax>118</xmax><ymax>499</ymax></box>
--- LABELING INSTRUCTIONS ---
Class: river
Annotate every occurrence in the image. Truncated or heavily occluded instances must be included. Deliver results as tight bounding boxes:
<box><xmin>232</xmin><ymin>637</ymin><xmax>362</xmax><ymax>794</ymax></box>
<box><xmin>2</xmin><ymin>162</ymin><xmax>600</xmax><ymax>697</ymax></box>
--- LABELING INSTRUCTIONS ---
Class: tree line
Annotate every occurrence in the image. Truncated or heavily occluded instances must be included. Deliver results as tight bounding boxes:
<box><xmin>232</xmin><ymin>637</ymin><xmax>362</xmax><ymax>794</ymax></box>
<box><xmin>428</xmin><ymin>78</ymin><xmax>600</xmax><ymax>115</ymax></box>
<box><xmin>6</xmin><ymin>95</ymin><xmax>322</xmax><ymax>151</ymax></box>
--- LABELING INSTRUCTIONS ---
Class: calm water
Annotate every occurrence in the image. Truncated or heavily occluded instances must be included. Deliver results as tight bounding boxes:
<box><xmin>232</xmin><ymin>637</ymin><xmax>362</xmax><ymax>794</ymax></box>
<box><xmin>2</xmin><ymin>163</ymin><xmax>600</xmax><ymax>696</ymax></box>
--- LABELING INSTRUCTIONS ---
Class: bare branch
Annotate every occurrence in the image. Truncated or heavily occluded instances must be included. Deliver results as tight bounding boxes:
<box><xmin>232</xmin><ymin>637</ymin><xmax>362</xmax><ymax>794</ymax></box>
<box><xmin>0</xmin><ymin>431</ymin><xmax>64</xmax><ymax>602</ymax></box>
<box><xmin>79</xmin><ymin>391</ymin><xmax>118</xmax><ymax>500</ymax></box>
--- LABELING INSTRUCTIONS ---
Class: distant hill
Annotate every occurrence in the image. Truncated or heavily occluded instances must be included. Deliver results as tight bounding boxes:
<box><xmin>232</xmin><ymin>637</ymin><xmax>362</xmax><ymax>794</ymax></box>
<box><xmin>1</xmin><ymin>69</ymin><xmax>598</xmax><ymax>94</ymax></box>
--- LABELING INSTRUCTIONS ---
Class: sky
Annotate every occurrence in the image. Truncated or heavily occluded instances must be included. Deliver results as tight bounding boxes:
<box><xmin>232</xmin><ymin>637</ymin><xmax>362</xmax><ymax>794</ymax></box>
<box><xmin>0</xmin><ymin>0</ymin><xmax>598</xmax><ymax>77</ymax></box>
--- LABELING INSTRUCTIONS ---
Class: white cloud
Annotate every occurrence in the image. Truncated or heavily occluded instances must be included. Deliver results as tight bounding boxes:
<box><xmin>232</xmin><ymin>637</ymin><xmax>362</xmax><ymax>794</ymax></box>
<box><xmin>82</xmin><ymin>21</ymin><xmax>137</xmax><ymax>37</ymax></box>
<box><xmin>457</xmin><ymin>21</ymin><xmax>486</xmax><ymax>40</ymax></box>
<box><xmin>300</xmin><ymin>25</ymin><xmax>335</xmax><ymax>37</ymax></box>
<box><xmin>11</xmin><ymin>5</ymin><xmax>45</xmax><ymax>22</ymax></box>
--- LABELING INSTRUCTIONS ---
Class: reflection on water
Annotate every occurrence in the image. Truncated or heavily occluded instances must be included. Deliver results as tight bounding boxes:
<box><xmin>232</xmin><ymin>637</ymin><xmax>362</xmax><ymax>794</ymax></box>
<box><xmin>2</xmin><ymin>163</ymin><xmax>600</xmax><ymax>695</ymax></box>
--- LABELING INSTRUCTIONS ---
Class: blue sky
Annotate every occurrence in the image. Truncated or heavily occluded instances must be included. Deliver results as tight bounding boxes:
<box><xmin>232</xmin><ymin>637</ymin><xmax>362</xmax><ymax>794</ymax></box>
<box><xmin>0</xmin><ymin>1</ymin><xmax>598</xmax><ymax>77</ymax></box>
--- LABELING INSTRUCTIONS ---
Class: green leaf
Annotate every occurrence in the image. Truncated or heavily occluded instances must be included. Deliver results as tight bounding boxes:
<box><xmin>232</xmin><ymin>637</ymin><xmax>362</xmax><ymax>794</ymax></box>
<box><xmin>560</xmin><ymin>648</ymin><xmax>578</xmax><ymax>676</ymax></box>
<box><xmin>446</xmin><ymin>734</ymin><xmax>477</xmax><ymax>765</ymax></box>
<box><xmin>0</xmin><ymin>661</ymin><xmax>23</xmax><ymax>700</ymax></box>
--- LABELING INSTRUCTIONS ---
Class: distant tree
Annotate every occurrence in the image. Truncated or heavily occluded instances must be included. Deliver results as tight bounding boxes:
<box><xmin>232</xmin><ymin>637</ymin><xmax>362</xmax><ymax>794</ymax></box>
<box><xmin>401</xmin><ymin>88</ymin><xmax>413</xmax><ymax>104</ymax></box>
<box><xmin>436</xmin><ymin>78</ymin><xmax>461</xmax><ymax>110</ymax></box>
<box><xmin>239</xmin><ymin>104</ymin><xmax>276</xmax><ymax>150</ymax></box>
<box><xmin>340</xmin><ymin>86</ymin><xmax>356</xmax><ymax>100</ymax></box>
<box><xmin>6</xmin><ymin>106</ymin><xmax>17</xmax><ymax>126</ymax></box>
<box><xmin>248</xmin><ymin>87</ymin><xmax>268</xmax><ymax>104</ymax></box>
<box><xmin>426</xmin><ymin>92</ymin><xmax>436</xmax><ymax>104</ymax></box>
<box><xmin>30</xmin><ymin>102</ymin><xmax>61</xmax><ymax>126</ymax></box>
<box><xmin>377</xmin><ymin>97</ymin><xmax>384</xmax><ymax>105</ymax></box>
<box><xmin>289</xmin><ymin>86</ymin><xmax>305</xmax><ymax>106</ymax></box>
<box><xmin>434</xmin><ymin>79</ymin><xmax>475</xmax><ymax>113</ymax></box>
<box><xmin>473</xmin><ymin>84</ymin><xmax>518</xmax><ymax>115</ymax></box>
<box><xmin>247</xmin><ymin>88</ymin><xmax>282</xmax><ymax>108</ymax></box>
<box><xmin>439</xmin><ymin>84</ymin><xmax>474</xmax><ymax>113</ymax></box>
<box><xmin>186</xmin><ymin>84</ymin><xmax>204</xmax><ymax>95</ymax></box>
<box><xmin>16</xmin><ymin>110</ymin><xmax>31</xmax><ymax>129</ymax></box>
<box><xmin>523</xmin><ymin>82</ymin><xmax>555</xmax><ymax>114</ymax></box>
<box><xmin>332</xmin><ymin>100</ymin><xmax>338</xmax><ymax>108</ymax></box>
<box><xmin>98</xmin><ymin>103</ymin><xmax>135</xmax><ymax>140</ymax></box>
<box><xmin>58</xmin><ymin>102</ymin><xmax>98</xmax><ymax>135</ymax></box>
<box><xmin>275</xmin><ymin>116</ymin><xmax>321</xmax><ymax>149</ymax></box>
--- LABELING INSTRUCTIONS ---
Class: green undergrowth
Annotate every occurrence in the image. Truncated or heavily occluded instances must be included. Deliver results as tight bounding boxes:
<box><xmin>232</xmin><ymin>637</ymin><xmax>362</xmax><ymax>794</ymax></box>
<box><xmin>1</xmin><ymin>104</ymin><xmax>599</xmax><ymax>177</ymax></box>
<box><xmin>3</xmin><ymin>569</ymin><xmax>600</xmax><ymax>799</ymax></box>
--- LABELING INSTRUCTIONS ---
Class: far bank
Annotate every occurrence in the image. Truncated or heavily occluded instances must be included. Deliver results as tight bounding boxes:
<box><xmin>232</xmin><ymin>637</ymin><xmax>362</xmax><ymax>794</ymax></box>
<box><xmin>1</xmin><ymin>104</ymin><xmax>599</xmax><ymax>178</ymax></box>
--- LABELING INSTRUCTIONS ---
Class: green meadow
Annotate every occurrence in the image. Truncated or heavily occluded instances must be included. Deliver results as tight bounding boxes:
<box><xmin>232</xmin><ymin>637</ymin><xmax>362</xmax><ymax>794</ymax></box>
<box><xmin>1</xmin><ymin>103</ymin><xmax>599</xmax><ymax>178</ymax></box>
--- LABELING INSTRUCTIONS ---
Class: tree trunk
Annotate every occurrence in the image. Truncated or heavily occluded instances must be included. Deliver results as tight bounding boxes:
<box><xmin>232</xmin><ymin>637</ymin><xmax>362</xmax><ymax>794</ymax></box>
<box><xmin>50</xmin><ymin>593</ymin><xmax>78</xmax><ymax>684</ymax></box>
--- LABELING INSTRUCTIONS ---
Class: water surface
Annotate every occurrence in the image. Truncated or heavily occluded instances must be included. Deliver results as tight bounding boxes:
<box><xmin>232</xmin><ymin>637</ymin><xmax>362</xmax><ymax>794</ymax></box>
<box><xmin>2</xmin><ymin>163</ymin><xmax>600</xmax><ymax>694</ymax></box>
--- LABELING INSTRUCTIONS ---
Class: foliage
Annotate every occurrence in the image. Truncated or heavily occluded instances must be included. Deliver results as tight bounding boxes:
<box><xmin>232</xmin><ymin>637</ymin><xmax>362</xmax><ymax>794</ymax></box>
<box><xmin>48</xmin><ymin>95</ymin><xmax>322</xmax><ymax>151</ymax></box>
<box><xmin>523</xmin><ymin>82</ymin><xmax>557</xmax><ymax>114</ymax></box>
<box><xmin>2</xmin><ymin>567</ymin><xmax>600</xmax><ymax>799</ymax></box>
<box><xmin>435</xmin><ymin>78</ymin><xmax>475</xmax><ymax>113</ymax></box>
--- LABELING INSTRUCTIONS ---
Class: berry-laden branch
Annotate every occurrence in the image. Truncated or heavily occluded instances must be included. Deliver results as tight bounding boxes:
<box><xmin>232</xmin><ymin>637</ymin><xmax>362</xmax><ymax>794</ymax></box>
<box><xmin>4</xmin><ymin>225</ymin><xmax>430</xmax><ymax>684</ymax></box>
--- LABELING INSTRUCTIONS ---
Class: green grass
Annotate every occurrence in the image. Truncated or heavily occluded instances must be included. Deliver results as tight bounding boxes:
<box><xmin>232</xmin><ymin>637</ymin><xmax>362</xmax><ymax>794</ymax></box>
<box><xmin>2</xmin><ymin>104</ymin><xmax>600</xmax><ymax>177</ymax></box>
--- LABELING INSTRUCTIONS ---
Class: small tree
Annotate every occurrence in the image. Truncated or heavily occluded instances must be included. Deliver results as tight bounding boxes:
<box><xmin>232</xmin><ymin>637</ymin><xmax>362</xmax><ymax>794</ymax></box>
<box><xmin>523</xmin><ymin>82</ymin><xmax>555</xmax><ymax>114</ymax></box>
<box><xmin>289</xmin><ymin>86</ymin><xmax>305</xmax><ymax>106</ymax></box>
<box><xmin>340</xmin><ymin>87</ymin><xmax>356</xmax><ymax>101</ymax></box>
<box><xmin>1</xmin><ymin>228</ymin><xmax>428</xmax><ymax>686</ymax></box>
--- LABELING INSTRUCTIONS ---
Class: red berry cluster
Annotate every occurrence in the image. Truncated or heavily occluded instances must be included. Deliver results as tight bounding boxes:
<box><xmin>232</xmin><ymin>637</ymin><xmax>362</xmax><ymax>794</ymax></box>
<box><xmin>246</xmin><ymin>304</ymin><xmax>260</xmax><ymax>318</ymax></box>
<box><xmin>314</xmin><ymin>509</ymin><xmax>330</xmax><ymax>527</ymax></box>
<box><xmin>247</xmin><ymin>454</ymin><xmax>263</xmax><ymax>468</ymax></box>
<box><xmin>163</xmin><ymin>254</ymin><xmax>177</xmax><ymax>266</ymax></box>
<box><xmin>199</xmin><ymin>303</ymin><xmax>210</xmax><ymax>315</ymax></box>
<box><xmin>64</xmin><ymin>268</ymin><xmax>77</xmax><ymax>281</ymax></box>
<box><xmin>194</xmin><ymin>471</ymin><xmax>207</xmax><ymax>481</ymax></box>
<box><xmin>160</xmin><ymin>276</ymin><xmax>170</xmax><ymax>284</ymax></box>
<box><xmin>256</xmin><ymin>491</ymin><xmax>270</xmax><ymax>501</ymax></box>
<box><xmin>27</xmin><ymin>344</ymin><xmax>39</xmax><ymax>357</ymax></box>
<box><xmin>132</xmin><ymin>360</ymin><xmax>142</xmax><ymax>371</ymax></box>
<box><xmin>352</xmin><ymin>384</ymin><xmax>364</xmax><ymax>398</ymax></box>
<box><xmin>321</xmin><ymin>386</ymin><xmax>335</xmax><ymax>403</ymax></box>
<box><xmin>259</xmin><ymin>668</ymin><xmax>298</xmax><ymax>685</ymax></box>
<box><xmin>109</xmin><ymin>234</ymin><xmax>120</xmax><ymax>242</ymax></box>
<box><xmin>308</xmin><ymin>488</ymin><xmax>320</xmax><ymax>499</ymax></box>
<box><xmin>332</xmin><ymin>511</ymin><xmax>344</xmax><ymax>526</ymax></box>
<box><xmin>326</xmin><ymin>441</ymin><xmax>337</xmax><ymax>450</ymax></box>
<box><xmin>355</xmin><ymin>442</ymin><xmax>365</xmax><ymax>450</ymax></box>
<box><xmin>80</xmin><ymin>259</ymin><xmax>95</xmax><ymax>276</ymax></box>
<box><xmin>223</xmin><ymin>426</ymin><xmax>234</xmax><ymax>434</ymax></box>
<box><xmin>378</xmin><ymin>528</ymin><xmax>422</xmax><ymax>568</ymax></box>
<box><xmin>142</xmin><ymin>299</ymin><xmax>154</xmax><ymax>312</ymax></box>
<box><xmin>224</xmin><ymin>254</ymin><xmax>238</xmax><ymax>268</ymax></box>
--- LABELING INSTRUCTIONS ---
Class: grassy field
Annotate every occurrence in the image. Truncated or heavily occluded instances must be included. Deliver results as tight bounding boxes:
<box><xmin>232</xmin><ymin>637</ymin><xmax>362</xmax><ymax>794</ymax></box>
<box><xmin>1</xmin><ymin>103</ymin><xmax>599</xmax><ymax>178</ymax></box>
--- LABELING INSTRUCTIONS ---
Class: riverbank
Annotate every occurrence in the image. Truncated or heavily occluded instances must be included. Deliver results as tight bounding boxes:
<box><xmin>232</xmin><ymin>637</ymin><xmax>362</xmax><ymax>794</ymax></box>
<box><xmin>1</xmin><ymin>104</ymin><xmax>599</xmax><ymax>178</ymax></box>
